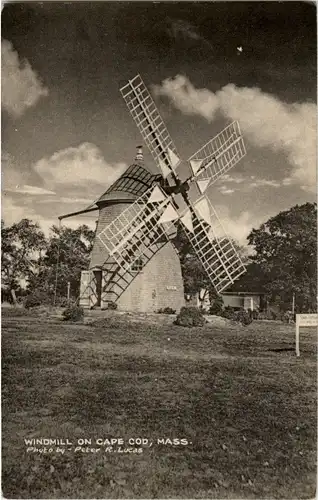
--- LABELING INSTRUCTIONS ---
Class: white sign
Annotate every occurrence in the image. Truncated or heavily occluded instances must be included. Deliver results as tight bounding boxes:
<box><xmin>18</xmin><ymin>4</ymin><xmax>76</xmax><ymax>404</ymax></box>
<box><xmin>295</xmin><ymin>314</ymin><xmax>318</xmax><ymax>356</ymax></box>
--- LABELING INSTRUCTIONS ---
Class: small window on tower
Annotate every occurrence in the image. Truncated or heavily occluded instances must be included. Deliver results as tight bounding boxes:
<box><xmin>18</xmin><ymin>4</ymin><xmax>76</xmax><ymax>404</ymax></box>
<box><xmin>131</xmin><ymin>257</ymin><xmax>143</xmax><ymax>272</ymax></box>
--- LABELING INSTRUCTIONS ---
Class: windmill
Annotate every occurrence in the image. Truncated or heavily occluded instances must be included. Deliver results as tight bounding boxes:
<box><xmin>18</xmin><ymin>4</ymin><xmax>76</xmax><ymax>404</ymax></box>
<box><xmin>60</xmin><ymin>75</ymin><xmax>247</xmax><ymax>312</ymax></box>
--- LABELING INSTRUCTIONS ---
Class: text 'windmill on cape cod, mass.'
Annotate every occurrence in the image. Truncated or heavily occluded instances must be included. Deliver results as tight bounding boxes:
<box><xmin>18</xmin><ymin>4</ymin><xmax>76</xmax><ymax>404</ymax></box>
<box><xmin>59</xmin><ymin>75</ymin><xmax>247</xmax><ymax>312</ymax></box>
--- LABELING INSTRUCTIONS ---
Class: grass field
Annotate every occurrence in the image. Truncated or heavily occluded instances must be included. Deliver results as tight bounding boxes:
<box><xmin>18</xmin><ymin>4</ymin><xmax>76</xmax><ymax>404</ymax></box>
<box><xmin>2</xmin><ymin>309</ymin><xmax>317</xmax><ymax>499</ymax></box>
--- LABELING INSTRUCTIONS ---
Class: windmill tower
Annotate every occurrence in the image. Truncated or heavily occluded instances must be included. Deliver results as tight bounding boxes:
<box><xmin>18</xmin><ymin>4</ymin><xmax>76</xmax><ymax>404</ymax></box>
<box><xmin>59</xmin><ymin>75</ymin><xmax>247</xmax><ymax>312</ymax></box>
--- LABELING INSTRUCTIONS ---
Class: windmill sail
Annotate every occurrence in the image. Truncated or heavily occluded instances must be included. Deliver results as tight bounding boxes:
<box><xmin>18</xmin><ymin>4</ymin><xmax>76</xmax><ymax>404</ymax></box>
<box><xmin>120</xmin><ymin>75</ymin><xmax>181</xmax><ymax>179</ymax></box>
<box><xmin>188</xmin><ymin>121</ymin><xmax>246</xmax><ymax>187</ymax></box>
<box><xmin>97</xmin><ymin>185</ymin><xmax>176</xmax><ymax>271</ymax></box>
<box><xmin>180</xmin><ymin>196</ymin><xmax>246</xmax><ymax>293</ymax></box>
<box><xmin>118</xmin><ymin>76</ymin><xmax>247</xmax><ymax>294</ymax></box>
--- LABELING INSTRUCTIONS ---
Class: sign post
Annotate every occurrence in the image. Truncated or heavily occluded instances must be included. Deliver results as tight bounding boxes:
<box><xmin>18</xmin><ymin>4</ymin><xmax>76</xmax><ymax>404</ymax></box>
<box><xmin>295</xmin><ymin>314</ymin><xmax>318</xmax><ymax>357</ymax></box>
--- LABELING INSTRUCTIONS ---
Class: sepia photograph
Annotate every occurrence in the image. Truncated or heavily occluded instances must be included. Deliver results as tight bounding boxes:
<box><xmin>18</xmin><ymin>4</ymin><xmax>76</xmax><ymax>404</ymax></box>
<box><xmin>1</xmin><ymin>1</ymin><xmax>317</xmax><ymax>498</ymax></box>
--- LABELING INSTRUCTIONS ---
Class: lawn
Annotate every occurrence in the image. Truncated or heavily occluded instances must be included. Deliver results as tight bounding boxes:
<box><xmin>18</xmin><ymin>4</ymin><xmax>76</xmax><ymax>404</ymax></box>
<box><xmin>2</xmin><ymin>309</ymin><xmax>317</xmax><ymax>499</ymax></box>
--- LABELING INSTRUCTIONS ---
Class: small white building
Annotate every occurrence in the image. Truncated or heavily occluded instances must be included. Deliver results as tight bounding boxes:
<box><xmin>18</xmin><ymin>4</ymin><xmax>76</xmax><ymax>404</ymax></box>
<box><xmin>220</xmin><ymin>291</ymin><xmax>264</xmax><ymax>311</ymax></box>
<box><xmin>190</xmin><ymin>289</ymin><xmax>265</xmax><ymax>311</ymax></box>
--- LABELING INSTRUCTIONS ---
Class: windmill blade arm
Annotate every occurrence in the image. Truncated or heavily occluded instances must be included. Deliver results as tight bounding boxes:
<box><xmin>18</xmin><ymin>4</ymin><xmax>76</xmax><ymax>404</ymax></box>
<box><xmin>120</xmin><ymin>75</ymin><xmax>181</xmax><ymax>179</ymax></box>
<box><xmin>180</xmin><ymin>196</ymin><xmax>246</xmax><ymax>293</ymax></box>
<box><xmin>97</xmin><ymin>185</ymin><xmax>176</xmax><ymax>272</ymax></box>
<box><xmin>187</xmin><ymin>121</ymin><xmax>246</xmax><ymax>186</ymax></box>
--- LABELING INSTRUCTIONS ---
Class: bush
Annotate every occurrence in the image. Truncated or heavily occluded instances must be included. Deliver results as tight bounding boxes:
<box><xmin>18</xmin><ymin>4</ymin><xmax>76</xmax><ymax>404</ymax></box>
<box><xmin>107</xmin><ymin>301</ymin><xmax>118</xmax><ymax>310</ymax></box>
<box><xmin>282</xmin><ymin>310</ymin><xmax>293</xmax><ymax>323</ymax></box>
<box><xmin>235</xmin><ymin>309</ymin><xmax>253</xmax><ymax>326</ymax></box>
<box><xmin>25</xmin><ymin>295</ymin><xmax>42</xmax><ymax>309</ymax></box>
<box><xmin>62</xmin><ymin>305</ymin><xmax>84</xmax><ymax>322</ymax></box>
<box><xmin>221</xmin><ymin>306</ymin><xmax>237</xmax><ymax>320</ymax></box>
<box><xmin>55</xmin><ymin>296</ymin><xmax>72</xmax><ymax>308</ymax></box>
<box><xmin>175</xmin><ymin>306</ymin><xmax>205</xmax><ymax>327</ymax></box>
<box><xmin>220</xmin><ymin>306</ymin><xmax>253</xmax><ymax>325</ymax></box>
<box><xmin>157</xmin><ymin>307</ymin><xmax>176</xmax><ymax>314</ymax></box>
<box><xmin>258</xmin><ymin>309</ymin><xmax>278</xmax><ymax>320</ymax></box>
<box><xmin>24</xmin><ymin>291</ymin><xmax>51</xmax><ymax>309</ymax></box>
<box><xmin>209</xmin><ymin>295</ymin><xmax>224</xmax><ymax>316</ymax></box>
<box><xmin>251</xmin><ymin>309</ymin><xmax>259</xmax><ymax>320</ymax></box>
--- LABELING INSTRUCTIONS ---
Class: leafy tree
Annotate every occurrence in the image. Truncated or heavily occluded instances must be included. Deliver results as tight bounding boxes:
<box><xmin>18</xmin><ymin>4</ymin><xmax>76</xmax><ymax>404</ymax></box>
<box><xmin>227</xmin><ymin>261</ymin><xmax>266</xmax><ymax>293</ymax></box>
<box><xmin>174</xmin><ymin>225</ymin><xmax>212</xmax><ymax>302</ymax></box>
<box><xmin>29</xmin><ymin>224</ymin><xmax>95</xmax><ymax>303</ymax></box>
<box><xmin>1</xmin><ymin>219</ymin><xmax>47</xmax><ymax>305</ymax></box>
<box><xmin>247</xmin><ymin>203</ymin><xmax>317</xmax><ymax>312</ymax></box>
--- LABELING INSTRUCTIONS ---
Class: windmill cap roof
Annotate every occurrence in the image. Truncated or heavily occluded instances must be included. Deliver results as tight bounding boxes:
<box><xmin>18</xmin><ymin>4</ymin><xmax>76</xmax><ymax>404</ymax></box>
<box><xmin>96</xmin><ymin>163</ymin><xmax>161</xmax><ymax>205</ymax></box>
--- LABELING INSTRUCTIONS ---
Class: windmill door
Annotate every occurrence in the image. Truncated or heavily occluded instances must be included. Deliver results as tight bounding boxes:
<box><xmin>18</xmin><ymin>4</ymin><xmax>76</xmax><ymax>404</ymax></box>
<box><xmin>80</xmin><ymin>270</ymin><xmax>99</xmax><ymax>308</ymax></box>
<box><xmin>93</xmin><ymin>270</ymin><xmax>102</xmax><ymax>307</ymax></box>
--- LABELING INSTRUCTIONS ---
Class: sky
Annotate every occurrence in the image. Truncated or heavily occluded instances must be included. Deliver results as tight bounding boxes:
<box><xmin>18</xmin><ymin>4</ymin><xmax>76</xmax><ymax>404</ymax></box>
<box><xmin>2</xmin><ymin>1</ymin><xmax>317</xmax><ymax>246</ymax></box>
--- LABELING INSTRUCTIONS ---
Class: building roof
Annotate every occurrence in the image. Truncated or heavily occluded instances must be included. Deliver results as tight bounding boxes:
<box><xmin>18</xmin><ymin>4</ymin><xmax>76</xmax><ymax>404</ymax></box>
<box><xmin>96</xmin><ymin>163</ymin><xmax>161</xmax><ymax>205</ymax></box>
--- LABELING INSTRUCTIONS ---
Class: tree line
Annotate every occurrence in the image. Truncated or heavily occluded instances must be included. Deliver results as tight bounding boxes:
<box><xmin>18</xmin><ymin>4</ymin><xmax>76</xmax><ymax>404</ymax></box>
<box><xmin>1</xmin><ymin>220</ymin><xmax>94</xmax><ymax>305</ymax></box>
<box><xmin>1</xmin><ymin>202</ymin><xmax>317</xmax><ymax>312</ymax></box>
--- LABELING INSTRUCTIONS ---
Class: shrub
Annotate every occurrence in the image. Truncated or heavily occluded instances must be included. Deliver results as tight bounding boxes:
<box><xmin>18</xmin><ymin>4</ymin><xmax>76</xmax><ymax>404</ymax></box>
<box><xmin>251</xmin><ymin>309</ymin><xmax>259</xmax><ymax>320</ymax></box>
<box><xmin>157</xmin><ymin>307</ymin><xmax>176</xmax><ymax>314</ymax></box>
<box><xmin>257</xmin><ymin>311</ymin><xmax>266</xmax><ymax>320</ymax></box>
<box><xmin>62</xmin><ymin>305</ymin><xmax>84</xmax><ymax>322</ymax></box>
<box><xmin>24</xmin><ymin>291</ymin><xmax>51</xmax><ymax>309</ymax></box>
<box><xmin>220</xmin><ymin>306</ymin><xmax>253</xmax><ymax>325</ymax></box>
<box><xmin>258</xmin><ymin>309</ymin><xmax>278</xmax><ymax>320</ymax></box>
<box><xmin>107</xmin><ymin>301</ymin><xmax>118</xmax><ymax>310</ymax></box>
<box><xmin>221</xmin><ymin>306</ymin><xmax>237</xmax><ymax>320</ymax></box>
<box><xmin>55</xmin><ymin>296</ymin><xmax>72</xmax><ymax>308</ymax></box>
<box><xmin>175</xmin><ymin>306</ymin><xmax>205</xmax><ymax>327</ymax></box>
<box><xmin>235</xmin><ymin>309</ymin><xmax>253</xmax><ymax>326</ymax></box>
<box><xmin>209</xmin><ymin>295</ymin><xmax>224</xmax><ymax>316</ymax></box>
<box><xmin>24</xmin><ymin>295</ymin><xmax>42</xmax><ymax>309</ymax></box>
<box><xmin>268</xmin><ymin>309</ymin><xmax>277</xmax><ymax>320</ymax></box>
<box><xmin>282</xmin><ymin>310</ymin><xmax>293</xmax><ymax>323</ymax></box>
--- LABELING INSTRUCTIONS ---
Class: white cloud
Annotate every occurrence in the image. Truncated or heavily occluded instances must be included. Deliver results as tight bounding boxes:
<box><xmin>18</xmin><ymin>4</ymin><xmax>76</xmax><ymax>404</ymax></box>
<box><xmin>6</xmin><ymin>185</ymin><xmax>56</xmax><ymax>195</ymax></box>
<box><xmin>154</xmin><ymin>75</ymin><xmax>218</xmax><ymax>121</ymax></box>
<box><xmin>36</xmin><ymin>196</ymin><xmax>92</xmax><ymax>205</ymax></box>
<box><xmin>1</xmin><ymin>144</ymin><xmax>127</xmax><ymax>236</ymax></box>
<box><xmin>1</xmin><ymin>39</ymin><xmax>49</xmax><ymax>117</ymax></box>
<box><xmin>219</xmin><ymin>173</ymin><xmax>282</xmax><ymax>191</ymax></box>
<box><xmin>2</xmin><ymin>194</ymin><xmax>30</xmax><ymax>226</ymax></box>
<box><xmin>2</xmin><ymin>152</ymin><xmax>28</xmax><ymax>189</ymax></box>
<box><xmin>221</xmin><ymin>174</ymin><xmax>245</xmax><ymax>184</ymax></box>
<box><xmin>33</xmin><ymin>142</ymin><xmax>127</xmax><ymax>191</ymax></box>
<box><xmin>249</xmin><ymin>179</ymin><xmax>281</xmax><ymax>189</ymax></box>
<box><xmin>1</xmin><ymin>193</ymin><xmax>96</xmax><ymax>237</ymax></box>
<box><xmin>282</xmin><ymin>177</ymin><xmax>293</xmax><ymax>186</ymax></box>
<box><xmin>167</xmin><ymin>19</ymin><xmax>207</xmax><ymax>44</ymax></box>
<box><xmin>153</xmin><ymin>75</ymin><xmax>316</xmax><ymax>193</ymax></box>
<box><xmin>59</xmin><ymin>216</ymin><xmax>96</xmax><ymax>232</ymax></box>
<box><xmin>1</xmin><ymin>152</ymin><xmax>56</xmax><ymax>196</ymax></box>
<box><xmin>170</xmin><ymin>20</ymin><xmax>200</xmax><ymax>40</ymax></box>
<box><xmin>215</xmin><ymin>206</ymin><xmax>265</xmax><ymax>247</ymax></box>
<box><xmin>219</xmin><ymin>186</ymin><xmax>234</xmax><ymax>195</ymax></box>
